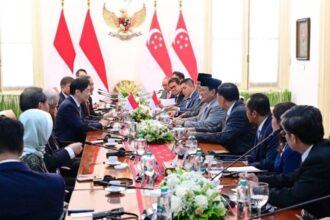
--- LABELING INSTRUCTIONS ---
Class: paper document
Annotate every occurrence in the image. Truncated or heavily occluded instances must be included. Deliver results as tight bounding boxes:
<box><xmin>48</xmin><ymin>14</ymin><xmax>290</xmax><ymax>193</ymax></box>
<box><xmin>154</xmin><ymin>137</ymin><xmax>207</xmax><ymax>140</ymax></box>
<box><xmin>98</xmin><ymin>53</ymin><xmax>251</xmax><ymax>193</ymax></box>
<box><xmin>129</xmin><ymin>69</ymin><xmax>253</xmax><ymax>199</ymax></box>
<box><xmin>227</xmin><ymin>166</ymin><xmax>261</xmax><ymax>173</ymax></box>
<box><xmin>160</xmin><ymin>98</ymin><xmax>176</xmax><ymax>107</ymax></box>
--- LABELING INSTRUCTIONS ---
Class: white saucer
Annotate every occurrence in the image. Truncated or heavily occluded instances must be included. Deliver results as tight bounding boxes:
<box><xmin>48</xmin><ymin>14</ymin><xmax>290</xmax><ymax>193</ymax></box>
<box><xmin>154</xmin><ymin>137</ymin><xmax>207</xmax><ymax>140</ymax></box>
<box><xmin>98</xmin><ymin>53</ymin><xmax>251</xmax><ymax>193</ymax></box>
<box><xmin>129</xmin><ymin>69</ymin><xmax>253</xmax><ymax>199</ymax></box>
<box><xmin>105</xmin><ymin>186</ymin><xmax>126</xmax><ymax>193</ymax></box>
<box><xmin>105</xmin><ymin>160</ymin><xmax>121</xmax><ymax>166</ymax></box>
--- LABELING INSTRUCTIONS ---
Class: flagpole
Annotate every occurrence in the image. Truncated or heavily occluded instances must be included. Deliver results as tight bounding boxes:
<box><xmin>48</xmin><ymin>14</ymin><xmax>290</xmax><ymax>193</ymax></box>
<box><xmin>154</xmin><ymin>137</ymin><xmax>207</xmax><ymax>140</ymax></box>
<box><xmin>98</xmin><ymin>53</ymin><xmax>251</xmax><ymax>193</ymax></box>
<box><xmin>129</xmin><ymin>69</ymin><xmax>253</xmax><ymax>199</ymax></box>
<box><xmin>179</xmin><ymin>0</ymin><xmax>182</xmax><ymax>9</ymax></box>
<box><xmin>61</xmin><ymin>0</ymin><xmax>64</xmax><ymax>9</ymax></box>
<box><xmin>87</xmin><ymin>0</ymin><xmax>90</xmax><ymax>9</ymax></box>
<box><xmin>154</xmin><ymin>0</ymin><xmax>157</xmax><ymax>9</ymax></box>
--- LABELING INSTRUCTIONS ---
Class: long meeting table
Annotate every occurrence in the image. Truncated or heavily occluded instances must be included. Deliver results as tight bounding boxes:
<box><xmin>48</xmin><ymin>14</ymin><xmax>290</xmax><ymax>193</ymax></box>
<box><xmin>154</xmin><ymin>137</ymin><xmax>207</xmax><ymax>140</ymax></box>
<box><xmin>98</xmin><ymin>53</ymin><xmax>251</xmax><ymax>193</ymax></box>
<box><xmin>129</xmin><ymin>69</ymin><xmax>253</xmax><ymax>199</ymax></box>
<box><xmin>65</xmin><ymin>131</ymin><xmax>300</xmax><ymax>220</ymax></box>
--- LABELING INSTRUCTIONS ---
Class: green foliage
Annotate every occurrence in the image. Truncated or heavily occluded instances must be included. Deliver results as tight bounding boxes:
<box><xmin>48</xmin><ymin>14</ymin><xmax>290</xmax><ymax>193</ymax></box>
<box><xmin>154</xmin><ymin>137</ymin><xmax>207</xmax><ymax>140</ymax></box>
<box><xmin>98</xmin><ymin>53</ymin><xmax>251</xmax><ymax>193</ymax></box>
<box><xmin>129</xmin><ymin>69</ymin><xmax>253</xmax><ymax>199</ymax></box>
<box><xmin>240</xmin><ymin>89</ymin><xmax>291</xmax><ymax>106</ymax></box>
<box><xmin>0</xmin><ymin>95</ymin><xmax>21</xmax><ymax>117</ymax></box>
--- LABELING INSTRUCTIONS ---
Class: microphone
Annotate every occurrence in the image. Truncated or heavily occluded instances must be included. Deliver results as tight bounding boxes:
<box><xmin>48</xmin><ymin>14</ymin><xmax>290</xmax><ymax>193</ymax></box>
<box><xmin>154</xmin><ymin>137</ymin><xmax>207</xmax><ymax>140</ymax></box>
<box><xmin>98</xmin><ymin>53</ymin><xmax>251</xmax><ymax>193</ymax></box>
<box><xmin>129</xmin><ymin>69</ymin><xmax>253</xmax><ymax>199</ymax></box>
<box><xmin>92</xmin><ymin>207</ymin><xmax>138</xmax><ymax>220</ymax></box>
<box><xmin>107</xmin><ymin>182</ymin><xmax>154</xmax><ymax>190</ymax></box>
<box><xmin>211</xmin><ymin>128</ymin><xmax>281</xmax><ymax>181</ymax></box>
<box><xmin>253</xmin><ymin>194</ymin><xmax>330</xmax><ymax>219</ymax></box>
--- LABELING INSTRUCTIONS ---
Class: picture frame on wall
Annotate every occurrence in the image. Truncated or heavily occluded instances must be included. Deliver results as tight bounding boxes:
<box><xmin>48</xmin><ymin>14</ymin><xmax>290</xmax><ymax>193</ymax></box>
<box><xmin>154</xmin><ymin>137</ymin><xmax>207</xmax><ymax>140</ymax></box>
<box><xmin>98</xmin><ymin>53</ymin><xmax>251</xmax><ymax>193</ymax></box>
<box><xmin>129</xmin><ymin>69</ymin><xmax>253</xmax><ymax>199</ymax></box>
<box><xmin>296</xmin><ymin>18</ymin><xmax>311</xmax><ymax>60</ymax></box>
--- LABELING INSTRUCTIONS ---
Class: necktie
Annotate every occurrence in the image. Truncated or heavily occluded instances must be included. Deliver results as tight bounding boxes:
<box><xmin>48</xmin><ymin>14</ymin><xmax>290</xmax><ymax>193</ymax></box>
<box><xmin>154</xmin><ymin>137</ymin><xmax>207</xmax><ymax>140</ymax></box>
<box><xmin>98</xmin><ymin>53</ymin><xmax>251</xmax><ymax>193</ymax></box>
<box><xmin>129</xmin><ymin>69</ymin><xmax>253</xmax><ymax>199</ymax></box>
<box><xmin>78</xmin><ymin>106</ymin><xmax>82</xmax><ymax>118</ymax></box>
<box><xmin>85</xmin><ymin>100</ymin><xmax>91</xmax><ymax>116</ymax></box>
<box><xmin>185</xmin><ymin>98</ymin><xmax>191</xmax><ymax>108</ymax></box>
<box><xmin>202</xmin><ymin>106</ymin><xmax>209</xmax><ymax>120</ymax></box>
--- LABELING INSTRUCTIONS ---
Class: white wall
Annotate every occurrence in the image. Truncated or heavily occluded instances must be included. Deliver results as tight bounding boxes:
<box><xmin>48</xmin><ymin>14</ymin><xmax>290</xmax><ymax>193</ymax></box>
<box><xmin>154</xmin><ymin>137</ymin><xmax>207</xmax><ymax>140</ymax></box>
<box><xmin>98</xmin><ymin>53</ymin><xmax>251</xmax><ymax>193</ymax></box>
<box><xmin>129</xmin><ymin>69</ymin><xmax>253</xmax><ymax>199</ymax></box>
<box><xmin>41</xmin><ymin>0</ymin><xmax>206</xmax><ymax>94</ymax></box>
<box><xmin>290</xmin><ymin>0</ymin><xmax>321</xmax><ymax>106</ymax></box>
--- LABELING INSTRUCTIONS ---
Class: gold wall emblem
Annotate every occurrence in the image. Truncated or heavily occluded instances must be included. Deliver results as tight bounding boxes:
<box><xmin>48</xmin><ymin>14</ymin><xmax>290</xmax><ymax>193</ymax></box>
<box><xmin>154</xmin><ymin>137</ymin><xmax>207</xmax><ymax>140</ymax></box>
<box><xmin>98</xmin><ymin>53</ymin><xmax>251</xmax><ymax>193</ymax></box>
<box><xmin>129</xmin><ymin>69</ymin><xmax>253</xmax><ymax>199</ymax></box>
<box><xmin>103</xmin><ymin>3</ymin><xmax>146</xmax><ymax>40</ymax></box>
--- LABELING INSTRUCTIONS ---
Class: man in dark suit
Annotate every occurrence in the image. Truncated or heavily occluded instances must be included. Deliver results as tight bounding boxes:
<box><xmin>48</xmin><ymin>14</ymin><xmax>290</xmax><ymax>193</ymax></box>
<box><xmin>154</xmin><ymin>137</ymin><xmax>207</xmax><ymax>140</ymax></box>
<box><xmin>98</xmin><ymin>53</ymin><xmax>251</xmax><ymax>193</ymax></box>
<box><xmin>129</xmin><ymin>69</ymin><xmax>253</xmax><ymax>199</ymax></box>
<box><xmin>80</xmin><ymin>75</ymin><xmax>98</xmax><ymax>119</ymax></box>
<box><xmin>0</xmin><ymin>116</ymin><xmax>65</xmax><ymax>220</ymax></box>
<box><xmin>195</xmin><ymin>83</ymin><xmax>256</xmax><ymax>154</ymax></box>
<box><xmin>58</xmin><ymin>76</ymin><xmax>74</xmax><ymax>107</ymax></box>
<box><xmin>168</xmin><ymin>77</ymin><xmax>185</xmax><ymax>106</ymax></box>
<box><xmin>55</xmin><ymin>77</ymin><xmax>108</xmax><ymax>145</ymax></box>
<box><xmin>244</xmin><ymin>105</ymin><xmax>330</xmax><ymax>219</ymax></box>
<box><xmin>246</xmin><ymin>93</ymin><xmax>279</xmax><ymax>171</ymax></box>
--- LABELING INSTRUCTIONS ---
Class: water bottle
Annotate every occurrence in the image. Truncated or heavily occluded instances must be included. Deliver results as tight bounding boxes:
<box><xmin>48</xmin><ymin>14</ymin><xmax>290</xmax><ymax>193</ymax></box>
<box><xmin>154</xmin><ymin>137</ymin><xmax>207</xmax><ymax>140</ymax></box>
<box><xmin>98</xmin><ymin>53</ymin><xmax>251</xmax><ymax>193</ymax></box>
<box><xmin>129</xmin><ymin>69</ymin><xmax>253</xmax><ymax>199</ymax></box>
<box><xmin>141</xmin><ymin>152</ymin><xmax>156</xmax><ymax>187</ymax></box>
<box><xmin>157</xmin><ymin>186</ymin><xmax>172</xmax><ymax>220</ymax></box>
<box><xmin>236</xmin><ymin>179</ymin><xmax>251</xmax><ymax>220</ymax></box>
<box><xmin>194</xmin><ymin>150</ymin><xmax>204</xmax><ymax>173</ymax></box>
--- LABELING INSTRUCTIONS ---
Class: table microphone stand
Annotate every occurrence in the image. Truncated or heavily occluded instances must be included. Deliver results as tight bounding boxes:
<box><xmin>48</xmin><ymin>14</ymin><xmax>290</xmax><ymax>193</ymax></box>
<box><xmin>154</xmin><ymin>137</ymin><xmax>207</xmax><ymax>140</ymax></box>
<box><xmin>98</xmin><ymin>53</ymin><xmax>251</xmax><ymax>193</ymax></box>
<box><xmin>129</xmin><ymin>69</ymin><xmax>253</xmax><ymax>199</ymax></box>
<box><xmin>211</xmin><ymin>129</ymin><xmax>281</xmax><ymax>181</ymax></box>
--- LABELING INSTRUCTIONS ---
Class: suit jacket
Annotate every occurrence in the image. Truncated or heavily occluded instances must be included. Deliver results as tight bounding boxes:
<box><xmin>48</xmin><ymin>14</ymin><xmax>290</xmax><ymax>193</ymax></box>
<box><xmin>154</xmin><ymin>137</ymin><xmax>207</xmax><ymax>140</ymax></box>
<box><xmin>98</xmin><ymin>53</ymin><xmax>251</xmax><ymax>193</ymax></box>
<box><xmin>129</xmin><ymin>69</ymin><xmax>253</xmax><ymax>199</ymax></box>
<box><xmin>81</xmin><ymin>96</ymin><xmax>97</xmax><ymax>119</ymax></box>
<box><xmin>181</xmin><ymin>100</ymin><xmax>203</xmax><ymax>118</ymax></box>
<box><xmin>195</xmin><ymin>101</ymin><xmax>256</xmax><ymax>154</ymax></box>
<box><xmin>58</xmin><ymin>92</ymin><xmax>66</xmax><ymax>107</ymax></box>
<box><xmin>160</xmin><ymin>90</ymin><xmax>172</xmax><ymax>99</ymax></box>
<box><xmin>44</xmin><ymin>134</ymin><xmax>73</xmax><ymax>173</ymax></box>
<box><xmin>183</xmin><ymin>97</ymin><xmax>226</xmax><ymax>130</ymax></box>
<box><xmin>177</xmin><ymin>90</ymin><xmax>201</xmax><ymax>115</ymax></box>
<box><xmin>174</xmin><ymin>92</ymin><xmax>185</xmax><ymax>106</ymax></box>
<box><xmin>55</xmin><ymin>96</ymin><xmax>102</xmax><ymax>144</ymax></box>
<box><xmin>0</xmin><ymin>161</ymin><xmax>65</xmax><ymax>220</ymax></box>
<box><xmin>259</xmin><ymin>140</ymin><xmax>330</xmax><ymax>218</ymax></box>
<box><xmin>248</xmin><ymin>114</ymin><xmax>279</xmax><ymax>171</ymax></box>
<box><xmin>274</xmin><ymin>144</ymin><xmax>301</xmax><ymax>174</ymax></box>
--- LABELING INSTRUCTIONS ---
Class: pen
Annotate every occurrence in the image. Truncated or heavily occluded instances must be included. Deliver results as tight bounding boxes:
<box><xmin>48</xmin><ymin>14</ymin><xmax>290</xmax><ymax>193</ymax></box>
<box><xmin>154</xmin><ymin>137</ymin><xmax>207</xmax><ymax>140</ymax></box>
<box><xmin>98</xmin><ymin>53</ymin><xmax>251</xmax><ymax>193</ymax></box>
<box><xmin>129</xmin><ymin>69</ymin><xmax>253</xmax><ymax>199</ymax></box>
<box><xmin>68</xmin><ymin>209</ymin><xmax>94</xmax><ymax>214</ymax></box>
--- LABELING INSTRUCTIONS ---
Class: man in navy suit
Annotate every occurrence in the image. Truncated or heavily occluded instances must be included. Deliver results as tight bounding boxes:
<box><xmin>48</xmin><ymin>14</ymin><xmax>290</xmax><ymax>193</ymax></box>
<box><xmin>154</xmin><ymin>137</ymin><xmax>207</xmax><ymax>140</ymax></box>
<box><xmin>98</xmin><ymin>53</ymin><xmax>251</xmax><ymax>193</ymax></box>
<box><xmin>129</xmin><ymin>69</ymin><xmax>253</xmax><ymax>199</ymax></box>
<box><xmin>55</xmin><ymin>77</ymin><xmax>108</xmax><ymax>145</ymax></box>
<box><xmin>0</xmin><ymin>116</ymin><xmax>65</xmax><ymax>220</ymax></box>
<box><xmin>246</xmin><ymin>93</ymin><xmax>279</xmax><ymax>171</ymax></box>
<box><xmin>244</xmin><ymin>106</ymin><xmax>330</xmax><ymax>219</ymax></box>
<box><xmin>195</xmin><ymin>83</ymin><xmax>256</xmax><ymax>154</ymax></box>
<box><xmin>58</xmin><ymin>76</ymin><xmax>73</xmax><ymax>107</ymax></box>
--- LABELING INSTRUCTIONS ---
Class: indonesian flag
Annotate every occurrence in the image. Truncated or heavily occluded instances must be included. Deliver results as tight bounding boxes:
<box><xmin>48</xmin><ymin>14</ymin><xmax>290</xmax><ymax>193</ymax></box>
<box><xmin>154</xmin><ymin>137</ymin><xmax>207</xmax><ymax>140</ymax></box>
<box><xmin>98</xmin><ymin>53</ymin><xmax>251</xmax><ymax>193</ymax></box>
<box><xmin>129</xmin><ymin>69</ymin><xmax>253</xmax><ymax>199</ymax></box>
<box><xmin>149</xmin><ymin>91</ymin><xmax>160</xmax><ymax>110</ymax></box>
<box><xmin>152</xmin><ymin>91</ymin><xmax>160</xmax><ymax>106</ymax></box>
<box><xmin>53</xmin><ymin>10</ymin><xmax>76</xmax><ymax>73</ymax></box>
<box><xmin>172</xmin><ymin>10</ymin><xmax>198</xmax><ymax>81</ymax></box>
<box><xmin>127</xmin><ymin>94</ymin><xmax>139</xmax><ymax>110</ymax></box>
<box><xmin>79</xmin><ymin>10</ymin><xmax>109</xmax><ymax>90</ymax></box>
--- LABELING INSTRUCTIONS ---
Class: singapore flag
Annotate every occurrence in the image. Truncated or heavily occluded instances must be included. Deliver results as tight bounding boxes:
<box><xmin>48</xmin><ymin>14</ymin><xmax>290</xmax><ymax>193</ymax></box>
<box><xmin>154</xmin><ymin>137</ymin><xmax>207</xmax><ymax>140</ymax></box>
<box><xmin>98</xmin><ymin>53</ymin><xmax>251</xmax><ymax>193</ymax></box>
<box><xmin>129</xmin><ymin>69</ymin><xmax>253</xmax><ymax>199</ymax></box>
<box><xmin>139</xmin><ymin>10</ymin><xmax>172</xmax><ymax>92</ymax></box>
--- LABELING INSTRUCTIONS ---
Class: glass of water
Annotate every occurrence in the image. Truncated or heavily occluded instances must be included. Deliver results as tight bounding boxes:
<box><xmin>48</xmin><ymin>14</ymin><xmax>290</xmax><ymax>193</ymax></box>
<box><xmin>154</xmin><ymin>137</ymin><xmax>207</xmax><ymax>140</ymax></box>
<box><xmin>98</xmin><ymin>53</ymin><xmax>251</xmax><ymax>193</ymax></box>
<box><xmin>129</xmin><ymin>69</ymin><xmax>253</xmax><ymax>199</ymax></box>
<box><xmin>208</xmin><ymin>159</ymin><xmax>223</xmax><ymax>180</ymax></box>
<box><xmin>250</xmin><ymin>182</ymin><xmax>269</xmax><ymax>219</ymax></box>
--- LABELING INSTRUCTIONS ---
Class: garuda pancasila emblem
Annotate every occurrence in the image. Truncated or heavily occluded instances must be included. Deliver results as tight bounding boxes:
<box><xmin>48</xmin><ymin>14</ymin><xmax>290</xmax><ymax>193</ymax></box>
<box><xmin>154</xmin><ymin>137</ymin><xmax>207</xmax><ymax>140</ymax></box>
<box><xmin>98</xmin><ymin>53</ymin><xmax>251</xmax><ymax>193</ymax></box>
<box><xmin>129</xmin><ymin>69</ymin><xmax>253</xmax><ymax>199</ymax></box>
<box><xmin>103</xmin><ymin>3</ymin><xmax>146</xmax><ymax>40</ymax></box>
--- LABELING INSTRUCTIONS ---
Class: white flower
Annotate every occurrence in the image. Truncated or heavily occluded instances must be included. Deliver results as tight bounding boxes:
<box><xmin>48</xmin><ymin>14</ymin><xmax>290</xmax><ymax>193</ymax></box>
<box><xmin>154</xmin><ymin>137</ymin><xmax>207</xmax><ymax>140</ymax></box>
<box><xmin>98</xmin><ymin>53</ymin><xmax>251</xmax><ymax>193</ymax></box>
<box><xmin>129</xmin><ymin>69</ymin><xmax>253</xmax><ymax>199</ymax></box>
<box><xmin>166</xmin><ymin>174</ymin><xmax>180</xmax><ymax>190</ymax></box>
<box><xmin>175</xmin><ymin>185</ymin><xmax>189</xmax><ymax>199</ymax></box>
<box><xmin>171</xmin><ymin>195</ymin><xmax>182</xmax><ymax>213</ymax></box>
<box><xmin>194</xmin><ymin>195</ymin><xmax>208</xmax><ymax>209</ymax></box>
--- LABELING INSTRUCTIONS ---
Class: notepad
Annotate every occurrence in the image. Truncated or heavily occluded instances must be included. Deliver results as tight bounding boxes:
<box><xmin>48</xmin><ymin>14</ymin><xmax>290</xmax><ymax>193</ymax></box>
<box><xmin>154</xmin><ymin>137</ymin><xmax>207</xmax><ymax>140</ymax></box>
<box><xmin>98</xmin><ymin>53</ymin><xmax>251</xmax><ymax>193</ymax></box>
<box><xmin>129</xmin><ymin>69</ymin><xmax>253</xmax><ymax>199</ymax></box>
<box><xmin>160</xmin><ymin>98</ymin><xmax>176</xmax><ymax>107</ymax></box>
<box><xmin>227</xmin><ymin>166</ymin><xmax>261</xmax><ymax>173</ymax></box>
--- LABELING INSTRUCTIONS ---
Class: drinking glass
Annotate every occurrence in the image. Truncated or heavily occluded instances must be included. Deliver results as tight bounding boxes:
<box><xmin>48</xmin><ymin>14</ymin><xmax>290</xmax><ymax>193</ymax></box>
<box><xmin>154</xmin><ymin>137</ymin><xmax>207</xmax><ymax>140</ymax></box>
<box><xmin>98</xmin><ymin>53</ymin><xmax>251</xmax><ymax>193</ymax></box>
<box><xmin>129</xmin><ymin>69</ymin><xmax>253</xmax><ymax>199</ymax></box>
<box><xmin>136</xmin><ymin>138</ymin><xmax>146</xmax><ymax>156</ymax></box>
<box><xmin>250</xmin><ymin>182</ymin><xmax>269</xmax><ymax>219</ymax></box>
<box><xmin>208</xmin><ymin>159</ymin><xmax>223</xmax><ymax>180</ymax></box>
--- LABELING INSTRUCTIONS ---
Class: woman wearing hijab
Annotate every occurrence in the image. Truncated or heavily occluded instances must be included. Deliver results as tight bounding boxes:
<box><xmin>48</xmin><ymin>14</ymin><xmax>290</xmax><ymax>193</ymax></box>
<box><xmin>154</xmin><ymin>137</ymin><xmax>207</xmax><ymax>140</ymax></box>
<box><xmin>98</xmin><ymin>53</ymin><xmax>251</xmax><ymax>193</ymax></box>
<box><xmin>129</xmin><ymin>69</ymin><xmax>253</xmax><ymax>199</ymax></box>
<box><xmin>19</xmin><ymin>109</ymin><xmax>53</xmax><ymax>173</ymax></box>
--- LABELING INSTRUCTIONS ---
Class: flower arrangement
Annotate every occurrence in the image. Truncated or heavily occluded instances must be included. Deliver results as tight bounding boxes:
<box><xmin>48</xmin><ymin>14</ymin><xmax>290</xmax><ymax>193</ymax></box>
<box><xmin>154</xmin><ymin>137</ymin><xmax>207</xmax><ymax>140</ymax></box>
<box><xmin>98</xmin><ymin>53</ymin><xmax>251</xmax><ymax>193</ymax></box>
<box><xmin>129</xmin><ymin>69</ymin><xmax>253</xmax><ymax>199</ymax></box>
<box><xmin>162</xmin><ymin>169</ymin><xmax>226</xmax><ymax>220</ymax></box>
<box><xmin>131</xmin><ymin>105</ymin><xmax>152</xmax><ymax>122</ymax></box>
<box><xmin>114</xmin><ymin>80</ymin><xmax>140</xmax><ymax>97</ymax></box>
<box><xmin>138</xmin><ymin>120</ymin><xmax>174</xmax><ymax>144</ymax></box>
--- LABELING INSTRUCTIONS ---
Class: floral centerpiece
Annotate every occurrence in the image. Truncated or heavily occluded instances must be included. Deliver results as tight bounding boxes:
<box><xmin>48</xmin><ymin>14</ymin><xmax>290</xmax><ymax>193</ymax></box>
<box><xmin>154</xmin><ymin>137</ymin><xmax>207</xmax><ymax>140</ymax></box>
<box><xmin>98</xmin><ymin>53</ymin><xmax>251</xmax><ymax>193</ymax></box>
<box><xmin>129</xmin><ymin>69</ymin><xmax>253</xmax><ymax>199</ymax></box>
<box><xmin>114</xmin><ymin>80</ymin><xmax>140</xmax><ymax>97</ymax></box>
<box><xmin>138</xmin><ymin>120</ymin><xmax>174</xmax><ymax>144</ymax></box>
<box><xmin>162</xmin><ymin>169</ymin><xmax>226</xmax><ymax>220</ymax></box>
<box><xmin>131</xmin><ymin>105</ymin><xmax>152</xmax><ymax>122</ymax></box>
